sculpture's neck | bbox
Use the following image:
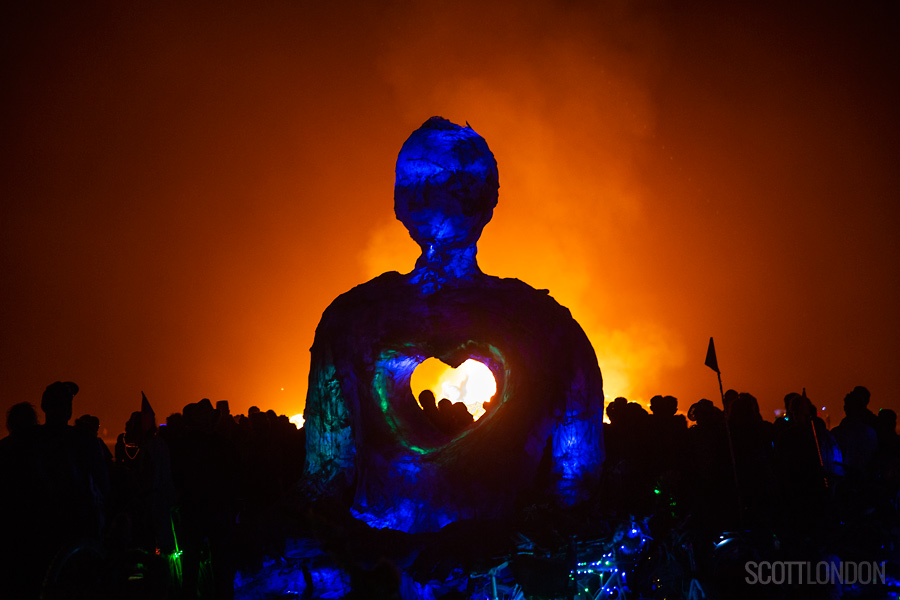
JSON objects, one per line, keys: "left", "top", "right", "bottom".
{"left": 408, "top": 243, "right": 481, "bottom": 292}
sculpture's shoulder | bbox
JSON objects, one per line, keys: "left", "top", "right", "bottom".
{"left": 322, "top": 271, "right": 407, "bottom": 313}
{"left": 312, "top": 270, "right": 583, "bottom": 342}
{"left": 479, "top": 274, "right": 550, "bottom": 295}
{"left": 312, "top": 271, "right": 408, "bottom": 339}
{"left": 477, "top": 275, "right": 574, "bottom": 315}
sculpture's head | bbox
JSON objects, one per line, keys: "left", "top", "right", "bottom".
{"left": 394, "top": 117, "right": 499, "bottom": 252}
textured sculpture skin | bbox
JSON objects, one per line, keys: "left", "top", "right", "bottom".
{"left": 303, "top": 117, "right": 604, "bottom": 532}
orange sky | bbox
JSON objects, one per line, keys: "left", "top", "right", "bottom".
{"left": 2, "top": 0, "right": 898, "bottom": 439}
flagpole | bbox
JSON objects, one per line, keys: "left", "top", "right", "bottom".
{"left": 716, "top": 371, "right": 725, "bottom": 409}
{"left": 705, "top": 337, "right": 743, "bottom": 527}
{"left": 721, "top": 393, "right": 744, "bottom": 528}
{"left": 803, "top": 388, "right": 829, "bottom": 489}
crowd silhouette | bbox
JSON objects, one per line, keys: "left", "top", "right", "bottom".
{"left": 418, "top": 390, "right": 481, "bottom": 437}
{"left": 0, "top": 383, "right": 305, "bottom": 599}
{"left": 600, "top": 387, "right": 900, "bottom": 598}
{"left": 2, "top": 381, "right": 898, "bottom": 599}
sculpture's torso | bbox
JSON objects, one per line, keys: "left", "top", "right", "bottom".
{"left": 305, "top": 271, "right": 604, "bottom": 531}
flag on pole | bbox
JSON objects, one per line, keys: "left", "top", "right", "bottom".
{"left": 141, "top": 391, "right": 156, "bottom": 434}
{"left": 704, "top": 337, "right": 720, "bottom": 374}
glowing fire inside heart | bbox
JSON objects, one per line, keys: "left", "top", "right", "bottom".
{"left": 411, "top": 358, "right": 497, "bottom": 421}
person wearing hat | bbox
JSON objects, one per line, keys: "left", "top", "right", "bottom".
{"left": 35, "top": 382, "right": 108, "bottom": 563}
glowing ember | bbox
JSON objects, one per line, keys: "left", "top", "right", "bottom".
{"left": 411, "top": 358, "right": 497, "bottom": 421}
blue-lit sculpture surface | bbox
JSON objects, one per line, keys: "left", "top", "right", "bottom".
{"left": 304, "top": 117, "right": 605, "bottom": 532}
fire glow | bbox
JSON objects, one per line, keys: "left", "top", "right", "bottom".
{"left": 1, "top": 1, "right": 896, "bottom": 444}
{"left": 411, "top": 358, "right": 497, "bottom": 421}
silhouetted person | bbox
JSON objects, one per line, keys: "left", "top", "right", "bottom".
{"left": 435, "top": 397, "right": 468, "bottom": 435}
{"left": 684, "top": 399, "right": 735, "bottom": 535}
{"left": 178, "top": 398, "right": 239, "bottom": 599}
{"left": 649, "top": 394, "right": 677, "bottom": 418}
{"left": 421, "top": 389, "right": 476, "bottom": 436}
{"left": 600, "top": 398, "right": 653, "bottom": 513}
{"left": 727, "top": 393, "right": 777, "bottom": 526}
{"left": 876, "top": 408, "right": 898, "bottom": 454}
{"left": 450, "top": 401, "right": 473, "bottom": 430}
{"left": 603, "top": 397, "right": 629, "bottom": 466}
{"left": 75, "top": 413, "right": 113, "bottom": 490}
{"left": 773, "top": 392, "right": 800, "bottom": 434}
{"left": 605, "top": 397, "right": 649, "bottom": 464}
{"left": 648, "top": 394, "right": 688, "bottom": 476}
{"left": 37, "top": 382, "right": 107, "bottom": 536}
{"left": 0, "top": 402, "right": 44, "bottom": 598}
{"left": 618, "top": 401, "right": 651, "bottom": 464}
{"left": 425, "top": 396, "right": 474, "bottom": 436}
{"left": 4, "top": 401, "right": 38, "bottom": 435}
{"left": 114, "top": 405, "right": 177, "bottom": 555}
{"left": 877, "top": 408, "right": 897, "bottom": 435}
{"left": 872, "top": 408, "right": 900, "bottom": 496}
{"left": 419, "top": 390, "right": 439, "bottom": 425}
{"left": 20, "top": 382, "right": 107, "bottom": 598}
{"left": 722, "top": 388, "right": 739, "bottom": 417}
{"left": 833, "top": 386, "right": 878, "bottom": 473}
{"left": 215, "top": 399, "right": 238, "bottom": 438}
{"left": 481, "top": 392, "right": 499, "bottom": 416}
{"left": 774, "top": 393, "right": 832, "bottom": 536}
{"left": 115, "top": 410, "right": 141, "bottom": 465}
{"left": 847, "top": 386, "right": 878, "bottom": 428}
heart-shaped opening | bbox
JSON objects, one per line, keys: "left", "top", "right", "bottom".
{"left": 372, "top": 345, "right": 506, "bottom": 454}
{"left": 410, "top": 358, "right": 497, "bottom": 424}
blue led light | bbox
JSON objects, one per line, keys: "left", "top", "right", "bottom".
{"left": 303, "top": 117, "right": 605, "bottom": 538}
{"left": 395, "top": 117, "right": 498, "bottom": 259}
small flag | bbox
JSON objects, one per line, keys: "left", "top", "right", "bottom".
{"left": 141, "top": 391, "right": 156, "bottom": 434}
{"left": 704, "top": 337, "right": 720, "bottom": 374}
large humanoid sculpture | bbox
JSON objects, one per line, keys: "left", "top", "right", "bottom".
{"left": 303, "top": 117, "right": 604, "bottom": 532}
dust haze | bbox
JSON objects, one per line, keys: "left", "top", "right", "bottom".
{"left": 2, "top": 0, "right": 897, "bottom": 434}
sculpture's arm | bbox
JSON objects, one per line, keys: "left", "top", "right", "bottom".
{"left": 303, "top": 346, "right": 356, "bottom": 498}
